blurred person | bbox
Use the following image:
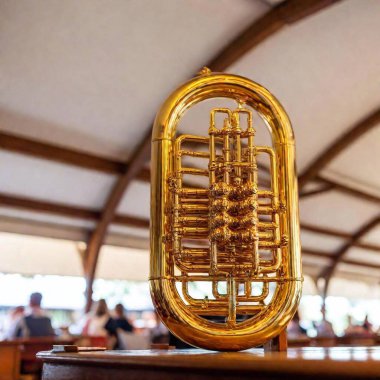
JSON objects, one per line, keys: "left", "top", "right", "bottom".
{"left": 114, "top": 303, "right": 134, "bottom": 333}
{"left": 83, "top": 299, "right": 117, "bottom": 348}
{"left": 4, "top": 306, "right": 25, "bottom": 339}
{"left": 316, "top": 306, "right": 335, "bottom": 338}
{"left": 287, "top": 310, "right": 308, "bottom": 339}
{"left": 13, "top": 293, "right": 54, "bottom": 338}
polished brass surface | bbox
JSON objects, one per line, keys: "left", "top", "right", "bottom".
{"left": 150, "top": 69, "right": 302, "bottom": 351}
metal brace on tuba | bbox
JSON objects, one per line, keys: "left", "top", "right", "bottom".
{"left": 150, "top": 68, "right": 302, "bottom": 351}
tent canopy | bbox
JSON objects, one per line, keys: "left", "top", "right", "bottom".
{"left": 0, "top": 0, "right": 379, "bottom": 294}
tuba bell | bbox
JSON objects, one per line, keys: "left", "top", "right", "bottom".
{"left": 150, "top": 68, "right": 302, "bottom": 351}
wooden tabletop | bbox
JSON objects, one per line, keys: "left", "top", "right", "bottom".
{"left": 0, "top": 341, "right": 22, "bottom": 346}
{"left": 37, "top": 347, "right": 380, "bottom": 379}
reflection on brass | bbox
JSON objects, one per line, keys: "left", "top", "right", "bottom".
{"left": 150, "top": 69, "right": 302, "bottom": 351}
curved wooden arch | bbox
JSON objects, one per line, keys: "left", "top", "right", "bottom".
{"left": 82, "top": 0, "right": 344, "bottom": 311}
{"left": 206, "top": 0, "right": 342, "bottom": 71}
{"left": 84, "top": 133, "right": 152, "bottom": 310}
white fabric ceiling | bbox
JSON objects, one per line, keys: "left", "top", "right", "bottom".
{"left": 0, "top": 232, "right": 84, "bottom": 277}
{"left": 0, "top": 232, "right": 149, "bottom": 281}
{"left": 4, "top": 230, "right": 380, "bottom": 300}
{"left": 0, "top": 231, "right": 320, "bottom": 297}
{"left": 230, "top": 0, "right": 380, "bottom": 178}
{"left": 0, "top": 0, "right": 379, "bottom": 294}
{"left": 325, "top": 128, "right": 380, "bottom": 196}
{"left": 0, "top": 0, "right": 267, "bottom": 160}
{"left": 300, "top": 230, "right": 344, "bottom": 253}
{"left": 299, "top": 190, "right": 379, "bottom": 234}
{"left": 0, "top": 151, "right": 116, "bottom": 209}
{"left": 363, "top": 225, "right": 380, "bottom": 246}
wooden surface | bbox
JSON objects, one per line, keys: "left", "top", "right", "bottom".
{"left": 38, "top": 347, "right": 380, "bottom": 380}
{"left": 0, "top": 341, "right": 21, "bottom": 380}
{"left": 15, "top": 337, "right": 75, "bottom": 376}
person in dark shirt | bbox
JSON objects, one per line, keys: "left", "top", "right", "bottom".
{"left": 83, "top": 299, "right": 118, "bottom": 349}
{"left": 83, "top": 299, "right": 118, "bottom": 337}
{"left": 114, "top": 303, "right": 134, "bottom": 332}
{"left": 14, "top": 292, "right": 55, "bottom": 338}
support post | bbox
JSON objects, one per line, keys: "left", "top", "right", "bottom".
{"left": 264, "top": 329, "right": 287, "bottom": 352}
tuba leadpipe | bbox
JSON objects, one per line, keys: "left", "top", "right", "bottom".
{"left": 150, "top": 68, "right": 302, "bottom": 351}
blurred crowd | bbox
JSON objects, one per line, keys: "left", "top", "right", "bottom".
{"left": 2, "top": 292, "right": 378, "bottom": 349}
{"left": 2, "top": 292, "right": 169, "bottom": 349}
{"left": 287, "top": 306, "right": 375, "bottom": 340}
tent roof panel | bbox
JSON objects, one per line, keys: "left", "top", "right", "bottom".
{"left": 0, "top": 0, "right": 267, "bottom": 160}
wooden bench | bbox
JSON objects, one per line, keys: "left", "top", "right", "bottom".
{"left": 0, "top": 341, "right": 21, "bottom": 380}
{"left": 21, "top": 338, "right": 75, "bottom": 375}
{"left": 1, "top": 337, "right": 76, "bottom": 379}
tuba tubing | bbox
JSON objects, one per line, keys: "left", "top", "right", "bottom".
{"left": 150, "top": 70, "right": 302, "bottom": 351}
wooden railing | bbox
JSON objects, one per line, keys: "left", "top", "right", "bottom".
{"left": 0, "top": 337, "right": 75, "bottom": 380}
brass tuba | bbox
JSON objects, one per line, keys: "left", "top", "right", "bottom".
{"left": 150, "top": 68, "right": 302, "bottom": 351}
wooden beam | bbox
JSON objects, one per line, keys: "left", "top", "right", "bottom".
{"left": 7, "top": 129, "right": 379, "bottom": 205}
{"left": 317, "top": 176, "right": 380, "bottom": 204}
{"left": 353, "top": 241, "right": 380, "bottom": 254}
{"left": 301, "top": 222, "right": 380, "bottom": 253}
{"left": 342, "top": 258, "right": 380, "bottom": 271}
{"left": 0, "top": 131, "right": 126, "bottom": 174}
{"left": 258, "top": 162, "right": 380, "bottom": 205}
{"left": 299, "top": 108, "right": 380, "bottom": 188}
{"left": 0, "top": 215, "right": 90, "bottom": 242}
{"left": 0, "top": 131, "right": 151, "bottom": 181}
{"left": 83, "top": 128, "right": 152, "bottom": 311}
{"left": 299, "top": 182, "right": 335, "bottom": 198}
{"left": 263, "top": 165, "right": 379, "bottom": 205}
{"left": 0, "top": 193, "right": 98, "bottom": 220}
{"left": 0, "top": 215, "right": 149, "bottom": 250}
{"left": 0, "top": 193, "right": 149, "bottom": 229}
{"left": 0, "top": 131, "right": 269, "bottom": 190}
{"left": 328, "top": 215, "right": 380, "bottom": 270}
{"left": 206, "top": 0, "right": 342, "bottom": 71}
{"left": 302, "top": 247, "right": 332, "bottom": 259}
{"left": 3, "top": 192, "right": 380, "bottom": 277}
{"left": 301, "top": 222, "right": 350, "bottom": 239}
{"left": 299, "top": 176, "right": 380, "bottom": 204}
{"left": 303, "top": 247, "right": 380, "bottom": 270}
{"left": 2, "top": 192, "right": 378, "bottom": 253}
{"left": 136, "top": 167, "right": 151, "bottom": 182}
{"left": 321, "top": 215, "right": 380, "bottom": 294}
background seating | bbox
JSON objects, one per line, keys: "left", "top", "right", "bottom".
{"left": 0, "top": 341, "right": 21, "bottom": 380}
